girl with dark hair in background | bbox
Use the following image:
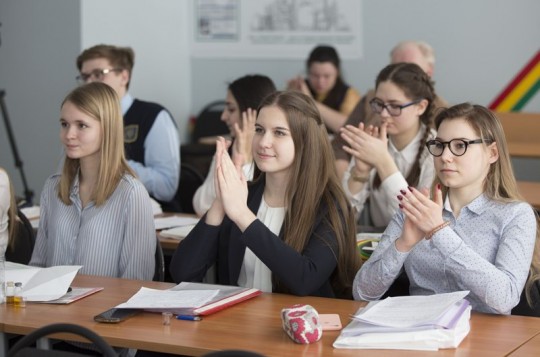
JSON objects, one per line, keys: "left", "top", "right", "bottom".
{"left": 287, "top": 45, "right": 361, "bottom": 134}
{"left": 192, "top": 74, "right": 276, "bottom": 216}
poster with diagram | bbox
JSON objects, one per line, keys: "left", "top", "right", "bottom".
{"left": 192, "top": 0, "right": 362, "bottom": 59}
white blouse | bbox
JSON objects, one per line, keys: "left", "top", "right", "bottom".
{"left": 237, "top": 198, "right": 285, "bottom": 292}
{"left": 0, "top": 170, "right": 10, "bottom": 257}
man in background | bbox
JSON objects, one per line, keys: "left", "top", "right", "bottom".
{"left": 76, "top": 44, "right": 180, "bottom": 210}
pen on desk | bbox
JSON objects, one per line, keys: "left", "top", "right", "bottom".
{"left": 176, "top": 315, "right": 202, "bottom": 321}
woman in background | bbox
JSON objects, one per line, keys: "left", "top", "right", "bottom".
{"left": 287, "top": 45, "right": 360, "bottom": 134}
{"left": 192, "top": 74, "right": 276, "bottom": 216}
{"left": 30, "top": 82, "right": 155, "bottom": 280}
{"left": 354, "top": 103, "right": 539, "bottom": 314}
{"left": 172, "top": 91, "right": 360, "bottom": 298}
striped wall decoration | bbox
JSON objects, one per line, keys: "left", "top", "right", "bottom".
{"left": 489, "top": 50, "right": 540, "bottom": 112}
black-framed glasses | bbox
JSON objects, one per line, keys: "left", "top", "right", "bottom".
{"left": 426, "top": 138, "right": 492, "bottom": 157}
{"left": 369, "top": 98, "right": 422, "bottom": 117}
{"left": 76, "top": 68, "right": 122, "bottom": 84}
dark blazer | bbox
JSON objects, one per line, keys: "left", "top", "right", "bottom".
{"left": 169, "top": 179, "right": 341, "bottom": 297}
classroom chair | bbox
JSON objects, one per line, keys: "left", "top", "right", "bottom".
{"left": 7, "top": 323, "right": 116, "bottom": 357}
{"left": 191, "top": 100, "right": 229, "bottom": 144}
{"left": 154, "top": 235, "right": 165, "bottom": 282}
{"left": 512, "top": 281, "right": 540, "bottom": 317}
{"left": 175, "top": 163, "right": 205, "bottom": 214}
{"left": 5, "top": 208, "right": 36, "bottom": 264}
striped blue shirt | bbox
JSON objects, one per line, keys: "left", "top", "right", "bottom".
{"left": 354, "top": 194, "right": 537, "bottom": 314}
{"left": 30, "top": 173, "right": 156, "bottom": 280}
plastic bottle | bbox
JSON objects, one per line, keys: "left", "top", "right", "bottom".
{"left": 14, "top": 282, "right": 25, "bottom": 307}
{"left": 5, "top": 281, "right": 15, "bottom": 305}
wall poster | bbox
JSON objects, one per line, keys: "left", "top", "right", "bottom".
{"left": 191, "top": 0, "right": 363, "bottom": 59}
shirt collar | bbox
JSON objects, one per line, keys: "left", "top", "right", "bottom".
{"left": 388, "top": 124, "right": 426, "bottom": 162}
{"left": 120, "top": 92, "right": 134, "bottom": 115}
{"left": 443, "top": 193, "right": 489, "bottom": 216}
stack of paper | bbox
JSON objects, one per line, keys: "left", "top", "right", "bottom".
{"left": 154, "top": 216, "right": 199, "bottom": 230}
{"left": 5, "top": 262, "right": 82, "bottom": 301}
{"left": 116, "top": 282, "right": 261, "bottom": 316}
{"left": 334, "top": 291, "right": 471, "bottom": 351}
{"left": 160, "top": 224, "right": 197, "bottom": 240}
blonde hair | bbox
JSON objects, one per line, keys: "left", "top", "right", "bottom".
{"left": 59, "top": 82, "right": 135, "bottom": 206}
{"left": 433, "top": 103, "right": 540, "bottom": 306}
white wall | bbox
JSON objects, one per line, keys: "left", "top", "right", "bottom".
{"left": 0, "top": 0, "right": 80, "bottom": 204}
{"left": 80, "top": 0, "right": 191, "bottom": 141}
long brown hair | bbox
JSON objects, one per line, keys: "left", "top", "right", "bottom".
{"left": 254, "top": 91, "right": 360, "bottom": 297}
{"left": 59, "top": 82, "right": 135, "bottom": 206}
{"left": 433, "top": 103, "right": 540, "bottom": 306}
{"left": 372, "top": 62, "right": 436, "bottom": 189}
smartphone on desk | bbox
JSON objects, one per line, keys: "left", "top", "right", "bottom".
{"left": 319, "top": 314, "right": 342, "bottom": 331}
{"left": 94, "top": 308, "right": 140, "bottom": 323}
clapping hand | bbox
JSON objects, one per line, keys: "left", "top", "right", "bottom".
{"left": 232, "top": 108, "right": 256, "bottom": 167}
{"left": 340, "top": 121, "right": 389, "bottom": 169}
{"left": 395, "top": 185, "right": 445, "bottom": 251}
{"left": 215, "top": 137, "right": 249, "bottom": 222}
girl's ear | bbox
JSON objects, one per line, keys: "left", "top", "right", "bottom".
{"left": 488, "top": 141, "right": 499, "bottom": 164}
{"left": 416, "top": 99, "right": 429, "bottom": 117}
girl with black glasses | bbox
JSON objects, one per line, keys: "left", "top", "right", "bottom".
{"left": 340, "top": 62, "right": 437, "bottom": 227}
{"left": 354, "top": 103, "right": 539, "bottom": 314}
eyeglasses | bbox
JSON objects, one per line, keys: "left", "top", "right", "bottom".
{"left": 425, "top": 138, "right": 492, "bottom": 157}
{"left": 369, "top": 98, "right": 422, "bottom": 117}
{"left": 76, "top": 68, "right": 122, "bottom": 84}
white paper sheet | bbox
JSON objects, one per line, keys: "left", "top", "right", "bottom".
{"left": 355, "top": 291, "right": 469, "bottom": 328}
{"left": 154, "top": 216, "right": 199, "bottom": 230}
{"left": 115, "top": 287, "right": 219, "bottom": 309}
{"left": 5, "top": 263, "right": 82, "bottom": 301}
{"left": 160, "top": 224, "right": 196, "bottom": 240}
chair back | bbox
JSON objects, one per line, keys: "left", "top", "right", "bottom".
{"left": 192, "top": 100, "right": 229, "bottom": 143}
{"left": 176, "top": 163, "right": 205, "bottom": 214}
{"left": 154, "top": 234, "right": 165, "bottom": 282}
{"left": 5, "top": 208, "right": 36, "bottom": 264}
{"left": 8, "top": 323, "right": 117, "bottom": 357}
{"left": 512, "top": 281, "right": 540, "bottom": 317}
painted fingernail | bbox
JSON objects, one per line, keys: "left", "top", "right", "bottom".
{"left": 408, "top": 186, "right": 413, "bottom": 192}
{"left": 397, "top": 195, "right": 403, "bottom": 201}
{"left": 399, "top": 204, "right": 404, "bottom": 209}
{"left": 437, "top": 183, "right": 441, "bottom": 190}
{"left": 400, "top": 189, "right": 407, "bottom": 195}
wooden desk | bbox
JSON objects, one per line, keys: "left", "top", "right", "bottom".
{"left": 509, "top": 332, "right": 540, "bottom": 356}
{"left": 2, "top": 275, "right": 540, "bottom": 356}
{"left": 156, "top": 212, "right": 199, "bottom": 254}
{"left": 496, "top": 111, "right": 540, "bottom": 158}
{"left": 517, "top": 181, "right": 540, "bottom": 210}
